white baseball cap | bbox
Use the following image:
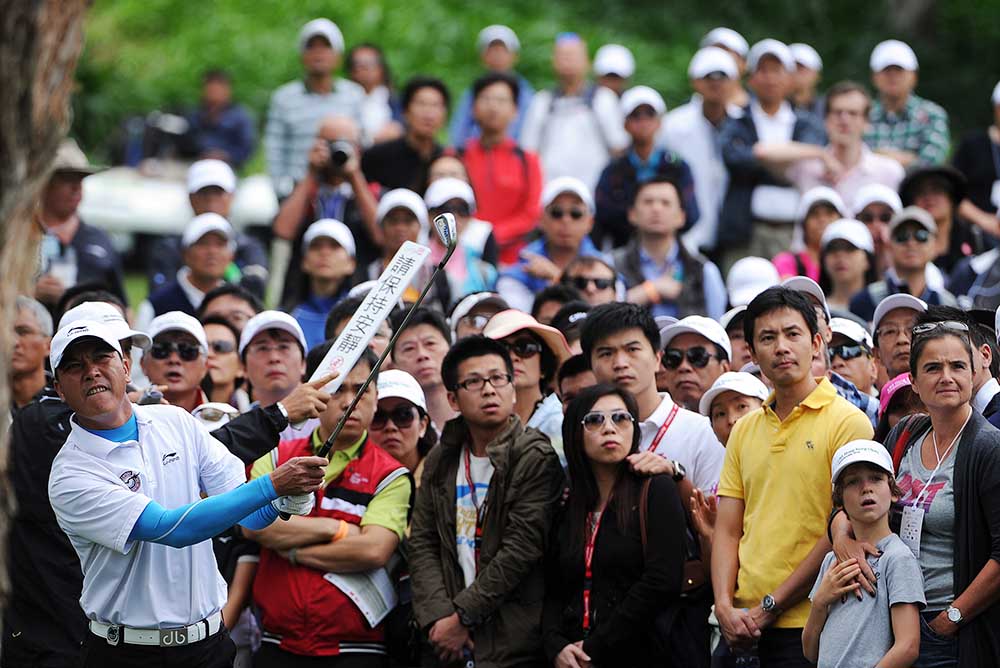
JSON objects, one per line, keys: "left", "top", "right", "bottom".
{"left": 298, "top": 18, "right": 344, "bottom": 53}
{"left": 59, "top": 301, "right": 152, "bottom": 350}
{"left": 376, "top": 369, "right": 427, "bottom": 411}
{"left": 187, "top": 159, "right": 236, "bottom": 194}
{"left": 181, "top": 212, "right": 234, "bottom": 248}
{"left": 698, "top": 371, "right": 770, "bottom": 417}
{"left": 541, "top": 176, "right": 594, "bottom": 213}
{"left": 50, "top": 320, "right": 124, "bottom": 371}
{"left": 720, "top": 306, "right": 747, "bottom": 333}
{"left": 830, "top": 317, "right": 874, "bottom": 349}
{"left": 789, "top": 43, "right": 823, "bottom": 71}
{"left": 148, "top": 311, "right": 208, "bottom": 353}
{"left": 302, "top": 218, "right": 356, "bottom": 257}
{"left": 688, "top": 46, "right": 739, "bottom": 80}
{"left": 376, "top": 188, "right": 430, "bottom": 233}
{"left": 872, "top": 294, "right": 928, "bottom": 339}
{"left": 594, "top": 44, "right": 635, "bottom": 78}
{"left": 831, "top": 439, "right": 895, "bottom": 484}
{"left": 821, "top": 219, "right": 875, "bottom": 254}
{"left": 748, "top": 39, "right": 795, "bottom": 73}
{"left": 659, "top": 315, "right": 732, "bottom": 360}
{"left": 870, "top": 39, "right": 918, "bottom": 72}
{"left": 889, "top": 206, "right": 937, "bottom": 235}
{"left": 655, "top": 316, "right": 679, "bottom": 348}
{"left": 620, "top": 85, "right": 666, "bottom": 117}
{"left": 477, "top": 24, "right": 520, "bottom": 53}
{"left": 993, "top": 81, "right": 1000, "bottom": 106}
{"left": 781, "top": 276, "right": 831, "bottom": 322}
{"left": 727, "top": 256, "right": 780, "bottom": 307}
{"left": 853, "top": 183, "right": 903, "bottom": 216}
{"left": 796, "top": 186, "right": 848, "bottom": 223}
{"left": 700, "top": 27, "right": 749, "bottom": 58}
{"left": 450, "top": 292, "right": 509, "bottom": 336}
{"left": 425, "top": 177, "right": 476, "bottom": 211}
{"left": 239, "top": 310, "right": 308, "bottom": 356}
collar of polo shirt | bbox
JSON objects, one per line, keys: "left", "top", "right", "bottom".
{"left": 69, "top": 406, "right": 154, "bottom": 459}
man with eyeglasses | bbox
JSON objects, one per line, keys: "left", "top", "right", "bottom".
{"left": 870, "top": 293, "right": 928, "bottom": 387}
{"left": 659, "top": 316, "right": 732, "bottom": 413}
{"left": 449, "top": 292, "right": 509, "bottom": 340}
{"left": 561, "top": 255, "right": 619, "bottom": 306}
{"left": 409, "top": 336, "right": 564, "bottom": 667}
{"left": 828, "top": 317, "right": 877, "bottom": 396}
{"left": 850, "top": 206, "right": 957, "bottom": 323}
{"left": 390, "top": 307, "right": 456, "bottom": 431}
{"left": 140, "top": 312, "right": 212, "bottom": 414}
{"left": 497, "top": 177, "right": 608, "bottom": 312}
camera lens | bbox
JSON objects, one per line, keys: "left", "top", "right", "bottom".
{"left": 327, "top": 140, "right": 353, "bottom": 167}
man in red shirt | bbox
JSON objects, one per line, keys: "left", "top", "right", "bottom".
{"left": 462, "top": 72, "right": 543, "bottom": 265}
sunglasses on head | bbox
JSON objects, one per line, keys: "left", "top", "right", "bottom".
{"left": 548, "top": 207, "right": 586, "bottom": 220}
{"left": 859, "top": 211, "right": 893, "bottom": 224}
{"left": 209, "top": 340, "right": 235, "bottom": 354}
{"left": 581, "top": 410, "right": 635, "bottom": 431}
{"left": 150, "top": 341, "right": 202, "bottom": 361}
{"left": 662, "top": 346, "right": 719, "bottom": 370}
{"left": 503, "top": 338, "right": 543, "bottom": 358}
{"left": 891, "top": 227, "right": 931, "bottom": 244}
{"left": 828, "top": 344, "right": 870, "bottom": 362}
{"left": 371, "top": 404, "right": 418, "bottom": 430}
{"left": 565, "top": 276, "right": 615, "bottom": 291}
{"left": 912, "top": 320, "right": 970, "bottom": 337}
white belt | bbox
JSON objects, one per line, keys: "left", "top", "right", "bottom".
{"left": 89, "top": 611, "right": 222, "bottom": 647}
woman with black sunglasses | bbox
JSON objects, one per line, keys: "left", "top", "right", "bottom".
{"left": 370, "top": 369, "right": 438, "bottom": 485}
{"left": 201, "top": 315, "right": 250, "bottom": 412}
{"left": 542, "top": 384, "right": 687, "bottom": 668}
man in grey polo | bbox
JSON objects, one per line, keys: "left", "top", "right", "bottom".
{"left": 47, "top": 320, "right": 328, "bottom": 667}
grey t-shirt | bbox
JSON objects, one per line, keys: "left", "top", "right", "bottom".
{"left": 897, "top": 432, "right": 956, "bottom": 610}
{"left": 810, "top": 534, "right": 925, "bottom": 668}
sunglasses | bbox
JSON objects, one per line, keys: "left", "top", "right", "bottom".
{"left": 458, "top": 313, "right": 492, "bottom": 330}
{"left": 371, "top": 405, "right": 418, "bottom": 430}
{"left": 503, "top": 338, "right": 543, "bottom": 358}
{"left": 209, "top": 340, "right": 236, "bottom": 354}
{"left": 150, "top": 341, "right": 202, "bottom": 361}
{"left": 581, "top": 410, "right": 635, "bottom": 431}
{"left": 912, "top": 320, "right": 970, "bottom": 337}
{"left": 662, "top": 346, "right": 719, "bottom": 370}
{"left": 548, "top": 207, "right": 586, "bottom": 220}
{"left": 858, "top": 211, "right": 893, "bottom": 224}
{"left": 192, "top": 404, "right": 240, "bottom": 423}
{"left": 891, "top": 228, "right": 931, "bottom": 244}
{"left": 565, "top": 276, "right": 615, "bottom": 291}
{"left": 828, "top": 344, "right": 870, "bottom": 361}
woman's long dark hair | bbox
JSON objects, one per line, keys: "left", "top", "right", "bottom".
{"left": 562, "top": 383, "right": 642, "bottom": 559}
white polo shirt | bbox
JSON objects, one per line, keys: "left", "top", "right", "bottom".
{"left": 48, "top": 403, "right": 246, "bottom": 629}
{"left": 639, "top": 393, "right": 725, "bottom": 493}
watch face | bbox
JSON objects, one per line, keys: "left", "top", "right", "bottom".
{"left": 762, "top": 594, "right": 775, "bottom": 610}
{"left": 947, "top": 607, "right": 961, "bottom": 623}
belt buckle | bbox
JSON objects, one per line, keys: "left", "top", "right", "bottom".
{"left": 106, "top": 624, "right": 120, "bottom": 646}
{"left": 159, "top": 627, "right": 190, "bottom": 647}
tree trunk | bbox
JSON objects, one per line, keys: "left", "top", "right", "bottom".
{"left": 0, "top": 0, "right": 88, "bottom": 611}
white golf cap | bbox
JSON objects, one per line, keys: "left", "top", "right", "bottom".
{"left": 302, "top": 218, "right": 356, "bottom": 257}
{"left": 655, "top": 316, "right": 680, "bottom": 348}
{"left": 831, "top": 439, "right": 895, "bottom": 484}
{"left": 59, "top": 301, "right": 152, "bottom": 350}
{"left": 700, "top": 27, "right": 749, "bottom": 57}
{"left": 376, "top": 369, "right": 427, "bottom": 411}
{"left": 298, "top": 18, "right": 344, "bottom": 53}
{"left": 186, "top": 159, "right": 236, "bottom": 194}
{"left": 720, "top": 305, "right": 747, "bottom": 332}
{"left": 748, "top": 39, "right": 795, "bottom": 73}
{"left": 450, "top": 292, "right": 509, "bottom": 330}
{"left": 889, "top": 206, "right": 937, "bottom": 235}
{"left": 148, "top": 311, "right": 208, "bottom": 353}
{"left": 594, "top": 44, "right": 635, "bottom": 78}
{"left": 239, "top": 310, "right": 308, "bottom": 356}
{"left": 821, "top": 219, "right": 875, "bottom": 254}
{"left": 727, "top": 256, "right": 780, "bottom": 307}
{"left": 993, "top": 81, "right": 1000, "bottom": 106}
{"left": 870, "top": 39, "right": 918, "bottom": 72}
{"left": 852, "top": 183, "right": 903, "bottom": 215}
{"left": 620, "top": 85, "right": 666, "bottom": 117}
{"left": 796, "top": 186, "right": 848, "bottom": 223}
{"left": 698, "top": 371, "right": 770, "bottom": 417}
{"left": 181, "top": 212, "right": 234, "bottom": 248}
{"left": 659, "top": 315, "right": 732, "bottom": 360}
{"left": 376, "top": 188, "right": 430, "bottom": 232}
{"left": 688, "top": 46, "right": 739, "bottom": 80}
{"left": 781, "top": 276, "right": 831, "bottom": 322}
{"left": 425, "top": 177, "right": 476, "bottom": 210}
{"left": 50, "top": 320, "right": 124, "bottom": 371}
{"left": 541, "top": 176, "right": 594, "bottom": 213}
{"left": 872, "top": 294, "right": 928, "bottom": 338}
{"left": 477, "top": 24, "right": 520, "bottom": 53}
{"left": 830, "top": 317, "right": 874, "bottom": 348}
{"left": 789, "top": 43, "right": 823, "bottom": 71}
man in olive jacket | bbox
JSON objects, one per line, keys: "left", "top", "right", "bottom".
{"left": 409, "top": 336, "right": 565, "bottom": 668}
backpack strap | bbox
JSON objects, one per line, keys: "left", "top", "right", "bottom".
{"left": 891, "top": 414, "right": 931, "bottom": 472}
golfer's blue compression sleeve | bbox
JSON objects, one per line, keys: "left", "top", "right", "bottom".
{"left": 128, "top": 475, "right": 280, "bottom": 547}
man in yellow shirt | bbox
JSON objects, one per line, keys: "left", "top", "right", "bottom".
{"left": 712, "top": 287, "right": 873, "bottom": 667}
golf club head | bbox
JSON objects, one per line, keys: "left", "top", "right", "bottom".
{"left": 433, "top": 213, "right": 459, "bottom": 263}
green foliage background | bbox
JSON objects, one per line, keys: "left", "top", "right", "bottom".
{"left": 75, "top": 0, "right": 1000, "bottom": 171}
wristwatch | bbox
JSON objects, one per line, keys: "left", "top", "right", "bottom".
{"left": 946, "top": 605, "right": 963, "bottom": 625}
{"left": 761, "top": 594, "right": 782, "bottom": 615}
{"left": 671, "top": 460, "right": 687, "bottom": 482}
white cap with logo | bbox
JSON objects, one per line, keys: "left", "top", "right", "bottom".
{"left": 872, "top": 294, "right": 928, "bottom": 338}
{"left": 181, "top": 212, "right": 234, "bottom": 248}
{"left": 298, "top": 18, "right": 344, "bottom": 53}
{"left": 59, "top": 301, "right": 152, "bottom": 350}
{"left": 148, "top": 311, "right": 209, "bottom": 354}
{"left": 821, "top": 219, "right": 876, "bottom": 254}
{"left": 239, "top": 310, "right": 308, "bottom": 356}
{"left": 688, "top": 46, "right": 739, "bottom": 80}
{"left": 659, "top": 315, "right": 733, "bottom": 361}
{"left": 50, "top": 320, "right": 124, "bottom": 371}
{"left": 620, "top": 86, "right": 666, "bottom": 117}
{"left": 376, "top": 369, "right": 427, "bottom": 411}
{"left": 376, "top": 188, "right": 430, "bottom": 235}
{"left": 594, "top": 44, "right": 635, "bottom": 78}
{"left": 187, "top": 159, "right": 236, "bottom": 194}
{"left": 748, "top": 39, "right": 795, "bottom": 73}
{"left": 541, "top": 176, "right": 595, "bottom": 213}
{"left": 870, "top": 39, "right": 918, "bottom": 72}
{"left": 302, "top": 219, "right": 357, "bottom": 257}
{"left": 830, "top": 317, "right": 874, "bottom": 349}
{"left": 831, "top": 439, "right": 895, "bottom": 485}
{"left": 698, "top": 371, "right": 770, "bottom": 417}
{"left": 425, "top": 177, "right": 476, "bottom": 211}
{"left": 700, "top": 27, "right": 749, "bottom": 57}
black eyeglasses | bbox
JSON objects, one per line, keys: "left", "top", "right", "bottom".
{"left": 858, "top": 211, "right": 893, "bottom": 224}
{"left": 891, "top": 228, "right": 931, "bottom": 244}
{"left": 456, "top": 373, "right": 513, "bottom": 392}
{"left": 912, "top": 321, "right": 970, "bottom": 337}
{"left": 209, "top": 340, "right": 235, "bottom": 354}
{"left": 662, "top": 346, "right": 719, "bottom": 370}
{"left": 565, "top": 276, "right": 615, "bottom": 291}
{"left": 371, "top": 405, "right": 418, "bottom": 429}
{"left": 150, "top": 341, "right": 202, "bottom": 361}
{"left": 828, "top": 344, "right": 870, "bottom": 361}
{"left": 581, "top": 410, "right": 635, "bottom": 431}
{"left": 548, "top": 207, "right": 585, "bottom": 220}
{"left": 502, "top": 338, "right": 543, "bottom": 358}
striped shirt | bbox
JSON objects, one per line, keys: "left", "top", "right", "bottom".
{"left": 264, "top": 78, "right": 364, "bottom": 197}
{"left": 863, "top": 93, "right": 950, "bottom": 166}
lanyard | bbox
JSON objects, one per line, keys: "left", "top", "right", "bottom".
{"left": 647, "top": 404, "right": 680, "bottom": 454}
{"left": 582, "top": 509, "right": 606, "bottom": 633}
{"left": 913, "top": 411, "right": 971, "bottom": 507}
{"left": 464, "top": 447, "right": 487, "bottom": 571}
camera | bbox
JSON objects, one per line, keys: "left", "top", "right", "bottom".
{"left": 326, "top": 140, "right": 354, "bottom": 169}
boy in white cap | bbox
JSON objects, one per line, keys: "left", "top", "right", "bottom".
{"left": 864, "top": 39, "right": 949, "bottom": 167}
{"left": 593, "top": 44, "right": 635, "bottom": 96}
{"left": 699, "top": 27, "right": 750, "bottom": 106}
{"left": 699, "top": 371, "right": 769, "bottom": 447}
{"left": 802, "top": 440, "right": 923, "bottom": 668}
{"left": 788, "top": 43, "right": 823, "bottom": 118}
